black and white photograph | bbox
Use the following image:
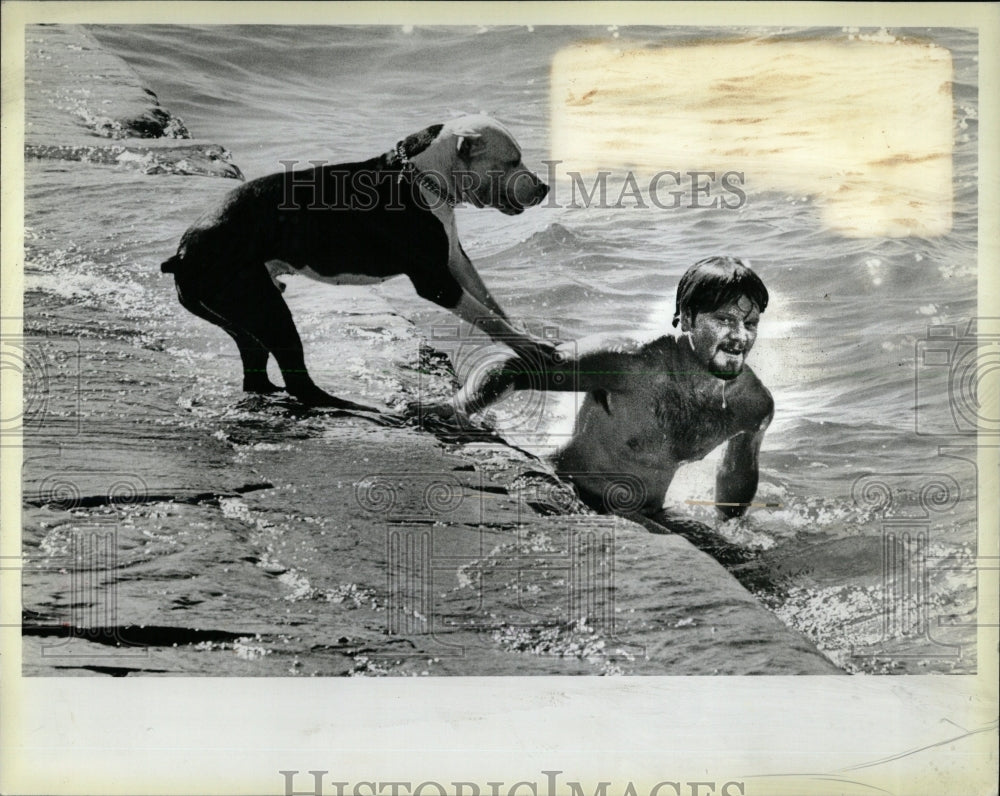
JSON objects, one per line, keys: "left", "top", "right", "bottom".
{"left": 2, "top": 2, "right": 997, "bottom": 795}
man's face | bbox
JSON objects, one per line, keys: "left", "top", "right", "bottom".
{"left": 683, "top": 296, "right": 761, "bottom": 379}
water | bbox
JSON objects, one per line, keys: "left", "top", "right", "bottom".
{"left": 22, "top": 24, "right": 981, "bottom": 674}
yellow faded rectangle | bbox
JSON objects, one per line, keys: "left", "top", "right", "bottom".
{"left": 551, "top": 36, "right": 954, "bottom": 238}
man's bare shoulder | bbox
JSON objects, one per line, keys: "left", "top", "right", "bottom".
{"left": 553, "top": 333, "right": 677, "bottom": 392}
{"left": 559, "top": 332, "right": 670, "bottom": 373}
{"left": 561, "top": 331, "right": 657, "bottom": 358}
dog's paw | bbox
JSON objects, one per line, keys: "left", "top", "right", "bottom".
{"left": 527, "top": 335, "right": 570, "bottom": 361}
{"left": 289, "top": 384, "right": 380, "bottom": 413}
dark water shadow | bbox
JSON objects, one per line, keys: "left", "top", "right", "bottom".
{"left": 635, "top": 510, "right": 791, "bottom": 597}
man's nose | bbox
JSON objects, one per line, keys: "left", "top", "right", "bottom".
{"left": 729, "top": 323, "right": 750, "bottom": 342}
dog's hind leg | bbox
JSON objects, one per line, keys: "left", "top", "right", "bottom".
{"left": 229, "top": 331, "right": 281, "bottom": 394}
{"left": 188, "top": 265, "right": 375, "bottom": 410}
{"left": 175, "top": 273, "right": 279, "bottom": 393}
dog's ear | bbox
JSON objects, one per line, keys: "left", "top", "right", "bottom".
{"left": 456, "top": 134, "right": 485, "bottom": 161}
{"left": 399, "top": 125, "right": 444, "bottom": 159}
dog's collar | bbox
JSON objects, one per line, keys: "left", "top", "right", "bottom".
{"left": 391, "top": 143, "right": 459, "bottom": 208}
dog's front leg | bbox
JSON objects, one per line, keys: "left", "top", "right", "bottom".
{"left": 450, "top": 290, "right": 556, "bottom": 359}
{"left": 447, "top": 245, "right": 510, "bottom": 322}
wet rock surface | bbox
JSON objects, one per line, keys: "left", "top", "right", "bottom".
{"left": 20, "top": 236, "right": 840, "bottom": 675}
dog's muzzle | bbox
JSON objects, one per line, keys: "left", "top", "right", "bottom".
{"left": 499, "top": 174, "right": 549, "bottom": 215}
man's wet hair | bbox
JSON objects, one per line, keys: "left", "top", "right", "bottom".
{"left": 672, "top": 256, "right": 769, "bottom": 327}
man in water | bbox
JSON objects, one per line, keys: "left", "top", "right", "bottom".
{"left": 413, "top": 256, "right": 773, "bottom": 535}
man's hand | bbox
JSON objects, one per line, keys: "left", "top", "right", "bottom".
{"left": 403, "top": 398, "right": 473, "bottom": 429}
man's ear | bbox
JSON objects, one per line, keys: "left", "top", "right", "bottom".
{"left": 456, "top": 134, "right": 485, "bottom": 161}
{"left": 679, "top": 309, "right": 694, "bottom": 332}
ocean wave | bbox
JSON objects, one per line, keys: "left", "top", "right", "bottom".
{"left": 506, "top": 222, "right": 594, "bottom": 255}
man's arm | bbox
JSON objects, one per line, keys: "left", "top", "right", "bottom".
{"left": 715, "top": 402, "right": 773, "bottom": 519}
{"left": 419, "top": 344, "right": 638, "bottom": 423}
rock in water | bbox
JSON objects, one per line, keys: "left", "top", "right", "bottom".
{"left": 24, "top": 25, "right": 244, "bottom": 179}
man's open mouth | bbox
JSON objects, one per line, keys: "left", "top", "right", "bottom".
{"left": 718, "top": 343, "right": 745, "bottom": 356}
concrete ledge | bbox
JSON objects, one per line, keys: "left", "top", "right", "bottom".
{"left": 25, "top": 139, "right": 244, "bottom": 179}
{"left": 19, "top": 266, "right": 840, "bottom": 674}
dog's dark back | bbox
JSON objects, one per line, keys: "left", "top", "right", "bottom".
{"left": 163, "top": 156, "right": 461, "bottom": 307}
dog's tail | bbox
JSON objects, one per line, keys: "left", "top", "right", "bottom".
{"left": 160, "top": 254, "right": 182, "bottom": 274}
